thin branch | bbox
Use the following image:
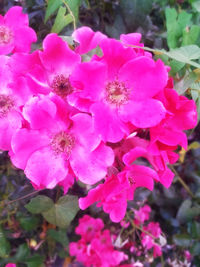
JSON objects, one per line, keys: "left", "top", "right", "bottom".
{"left": 63, "top": 0, "right": 76, "bottom": 30}
{"left": 171, "top": 165, "right": 195, "bottom": 199}
{"left": 1, "top": 189, "right": 43, "bottom": 207}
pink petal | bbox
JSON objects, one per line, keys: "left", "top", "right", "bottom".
{"left": 71, "top": 113, "right": 101, "bottom": 151}
{"left": 91, "top": 102, "right": 129, "bottom": 142}
{"left": 23, "top": 96, "right": 57, "bottom": 130}
{"left": 25, "top": 146, "right": 68, "bottom": 189}
{"left": 10, "top": 128, "right": 49, "bottom": 169}
{"left": 70, "top": 142, "right": 114, "bottom": 184}
{"left": 151, "top": 126, "right": 188, "bottom": 149}
{"left": 70, "top": 61, "right": 107, "bottom": 101}
{"left": 119, "top": 99, "right": 166, "bottom": 128}
{"left": 72, "top": 26, "right": 107, "bottom": 54}
{"left": 0, "top": 111, "right": 22, "bottom": 151}
{"left": 100, "top": 38, "right": 136, "bottom": 79}
{"left": 4, "top": 6, "right": 28, "bottom": 27}
{"left": 12, "top": 27, "right": 37, "bottom": 53}
{"left": 119, "top": 57, "right": 168, "bottom": 100}
{"left": 39, "top": 33, "right": 81, "bottom": 74}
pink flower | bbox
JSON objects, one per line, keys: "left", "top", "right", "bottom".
{"left": 151, "top": 87, "right": 197, "bottom": 150}
{"left": 70, "top": 38, "right": 167, "bottom": 142}
{"left": 69, "top": 215, "right": 128, "bottom": 267}
{"left": 0, "top": 6, "right": 36, "bottom": 55}
{"left": 72, "top": 26, "right": 107, "bottom": 54}
{"left": 133, "top": 205, "right": 151, "bottom": 225}
{"left": 5, "top": 264, "right": 16, "bottom": 267}
{"left": 79, "top": 164, "right": 155, "bottom": 222}
{"left": 12, "top": 34, "right": 81, "bottom": 98}
{"left": 75, "top": 215, "right": 104, "bottom": 242}
{"left": 141, "top": 222, "right": 163, "bottom": 258}
{"left": 10, "top": 95, "right": 114, "bottom": 188}
{"left": 0, "top": 55, "right": 34, "bottom": 151}
{"left": 122, "top": 136, "right": 176, "bottom": 188}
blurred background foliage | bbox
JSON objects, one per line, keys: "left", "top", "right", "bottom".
{"left": 0, "top": 0, "right": 200, "bottom": 266}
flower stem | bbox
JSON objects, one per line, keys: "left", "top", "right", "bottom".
{"left": 171, "top": 166, "right": 195, "bottom": 199}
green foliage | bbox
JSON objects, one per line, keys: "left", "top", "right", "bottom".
{"left": 165, "top": 7, "right": 200, "bottom": 49}
{"left": 0, "top": 226, "right": 10, "bottom": 258}
{"left": 42, "top": 195, "right": 79, "bottom": 228}
{"left": 25, "top": 195, "right": 54, "bottom": 214}
{"left": 47, "top": 229, "right": 69, "bottom": 247}
{"left": 45, "top": 0, "right": 81, "bottom": 33}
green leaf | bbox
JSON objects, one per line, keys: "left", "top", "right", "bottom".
{"left": 15, "top": 244, "right": 30, "bottom": 261}
{"left": 19, "top": 216, "right": 40, "bottom": 231}
{"left": 182, "top": 25, "right": 200, "bottom": 46}
{"left": 64, "top": 0, "right": 81, "bottom": 21}
{"left": 187, "top": 222, "right": 200, "bottom": 239}
{"left": 25, "top": 195, "right": 54, "bottom": 214}
{"left": 173, "top": 234, "right": 192, "bottom": 247}
{"left": 45, "top": 0, "right": 62, "bottom": 23}
{"left": 42, "top": 195, "right": 79, "bottom": 228}
{"left": 0, "top": 226, "right": 10, "bottom": 258}
{"left": 51, "top": 6, "right": 73, "bottom": 34}
{"left": 168, "top": 45, "right": 200, "bottom": 61}
{"left": 176, "top": 199, "right": 200, "bottom": 223}
{"left": 169, "top": 59, "right": 185, "bottom": 75}
{"left": 174, "top": 71, "right": 197, "bottom": 95}
{"left": 165, "top": 8, "right": 192, "bottom": 49}
{"left": 192, "top": 1, "right": 200, "bottom": 12}
{"left": 24, "top": 255, "right": 44, "bottom": 267}
{"left": 164, "top": 45, "right": 200, "bottom": 68}
{"left": 47, "top": 229, "right": 69, "bottom": 247}
{"left": 191, "top": 242, "right": 200, "bottom": 256}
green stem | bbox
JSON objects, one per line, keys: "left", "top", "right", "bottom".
{"left": 1, "top": 189, "right": 43, "bottom": 207}
{"left": 63, "top": 0, "right": 76, "bottom": 30}
{"left": 171, "top": 166, "right": 195, "bottom": 199}
{"left": 126, "top": 214, "right": 157, "bottom": 240}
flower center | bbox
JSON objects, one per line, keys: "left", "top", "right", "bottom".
{"left": 0, "top": 95, "right": 14, "bottom": 117}
{"left": 51, "top": 131, "right": 75, "bottom": 156}
{"left": 0, "top": 26, "right": 13, "bottom": 45}
{"left": 128, "top": 176, "right": 136, "bottom": 186}
{"left": 105, "top": 80, "right": 130, "bottom": 106}
{"left": 51, "top": 74, "right": 73, "bottom": 97}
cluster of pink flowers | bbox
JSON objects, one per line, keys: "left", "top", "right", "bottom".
{"left": 134, "top": 205, "right": 164, "bottom": 258}
{"left": 69, "top": 215, "right": 128, "bottom": 266}
{"left": 122, "top": 205, "right": 164, "bottom": 260}
{"left": 0, "top": 7, "right": 197, "bottom": 222}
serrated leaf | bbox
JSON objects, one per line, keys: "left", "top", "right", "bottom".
{"left": 25, "top": 195, "right": 54, "bottom": 214}
{"left": 51, "top": 6, "right": 73, "bottom": 34}
{"left": 45, "top": 0, "right": 62, "bottom": 23}
{"left": 42, "top": 195, "right": 79, "bottom": 228}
